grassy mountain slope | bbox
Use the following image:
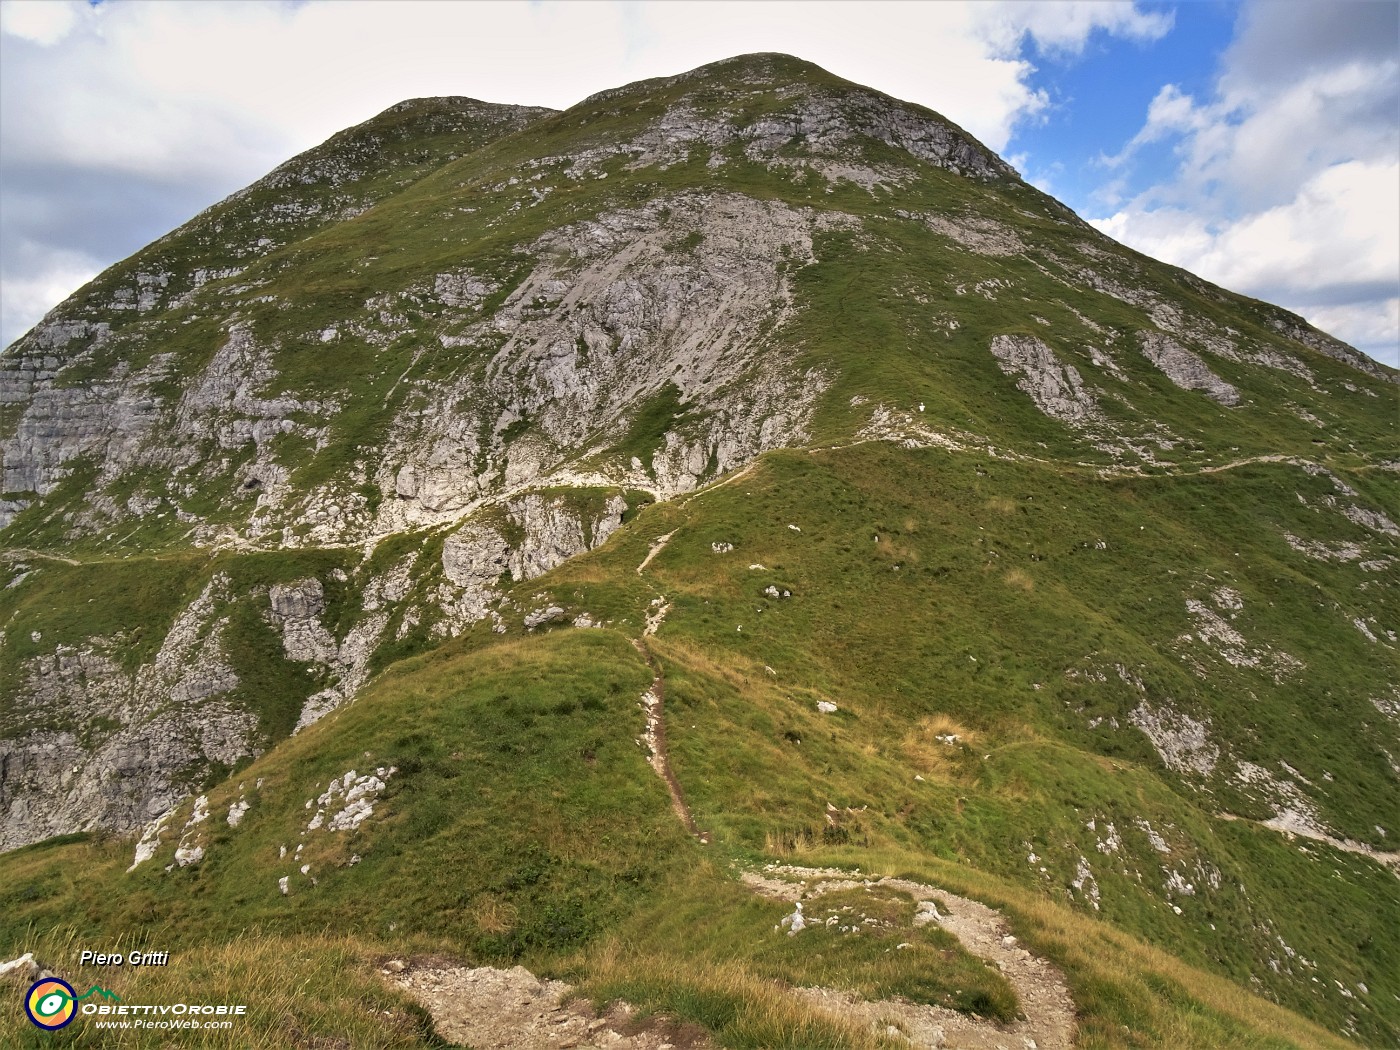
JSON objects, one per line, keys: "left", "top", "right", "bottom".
{"left": 2, "top": 53, "right": 1398, "bottom": 1048}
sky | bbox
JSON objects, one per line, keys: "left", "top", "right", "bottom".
{"left": 1, "top": 0, "right": 1396, "bottom": 366}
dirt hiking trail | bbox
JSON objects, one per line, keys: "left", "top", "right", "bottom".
{"left": 744, "top": 864, "right": 1077, "bottom": 1050}
{"left": 386, "top": 961, "right": 714, "bottom": 1049}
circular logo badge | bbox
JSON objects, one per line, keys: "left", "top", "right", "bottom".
{"left": 25, "top": 978, "right": 77, "bottom": 1030}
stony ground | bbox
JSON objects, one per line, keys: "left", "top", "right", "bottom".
{"left": 387, "top": 864, "right": 1074, "bottom": 1050}
{"left": 743, "top": 865, "right": 1076, "bottom": 1050}
{"left": 385, "top": 961, "right": 714, "bottom": 1050}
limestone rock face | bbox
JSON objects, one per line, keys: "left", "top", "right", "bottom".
{"left": 1138, "top": 331, "right": 1241, "bottom": 406}
{"left": 270, "top": 577, "right": 327, "bottom": 622}
{"left": 172, "top": 325, "right": 329, "bottom": 456}
{"left": 0, "top": 483, "right": 631, "bottom": 847}
{"left": 438, "top": 491, "right": 628, "bottom": 633}
{"left": 988, "top": 334, "right": 1102, "bottom": 426}
{"left": 1266, "top": 315, "right": 1393, "bottom": 382}
{"left": 585, "top": 52, "right": 1015, "bottom": 183}
{"left": 267, "top": 567, "right": 413, "bottom": 733}
{"left": 0, "top": 322, "right": 158, "bottom": 514}
{"left": 270, "top": 578, "right": 340, "bottom": 665}
{"left": 375, "top": 193, "right": 843, "bottom": 532}
{"left": 0, "top": 577, "right": 257, "bottom": 851}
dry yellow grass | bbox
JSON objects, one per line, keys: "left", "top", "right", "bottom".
{"left": 763, "top": 827, "right": 823, "bottom": 857}
{"left": 468, "top": 894, "right": 519, "bottom": 935}
{"left": 546, "top": 560, "right": 616, "bottom": 584}
{"left": 874, "top": 534, "right": 921, "bottom": 564}
{"left": 652, "top": 635, "right": 785, "bottom": 696}
{"left": 1003, "top": 567, "right": 1035, "bottom": 591}
{"left": 901, "top": 714, "right": 977, "bottom": 779}
{"left": 0, "top": 930, "right": 433, "bottom": 1048}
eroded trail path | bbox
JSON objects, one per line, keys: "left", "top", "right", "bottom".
{"left": 630, "top": 638, "right": 708, "bottom": 842}
{"left": 399, "top": 602, "right": 1072, "bottom": 1046}
{"left": 636, "top": 530, "right": 676, "bottom": 574}
{"left": 744, "top": 865, "right": 1077, "bottom": 1050}
{"left": 1217, "top": 812, "right": 1400, "bottom": 876}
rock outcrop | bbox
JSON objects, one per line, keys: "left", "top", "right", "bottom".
{"left": 1138, "top": 331, "right": 1240, "bottom": 406}
{"left": 438, "top": 490, "right": 628, "bottom": 634}
{"left": 0, "top": 577, "right": 257, "bottom": 851}
{"left": 989, "top": 334, "right": 1102, "bottom": 426}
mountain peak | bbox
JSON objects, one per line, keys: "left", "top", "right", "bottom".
{"left": 568, "top": 51, "right": 1014, "bottom": 182}
{"left": 650, "top": 50, "right": 835, "bottom": 89}
{"left": 577, "top": 51, "right": 829, "bottom": 105}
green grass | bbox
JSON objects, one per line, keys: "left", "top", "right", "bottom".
{"left": 0, "top": 618, "right": 1360, "bottom": 1049}
{"left": 530, "top": 443, "right": 1398, "bottom": 1044}
{"left": 13, "top": 445, "right": 1390, "bottom": 1039}
{"left": 598, "top": 381, "right": 696, "bottom": 476}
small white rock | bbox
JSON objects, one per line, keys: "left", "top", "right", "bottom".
{"left": 0, "top": 953, "right": 35, "bottom": 977}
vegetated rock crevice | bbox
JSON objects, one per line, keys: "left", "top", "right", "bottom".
{"left": 376, "top": 192, "right": 846, "bottom": 533}
{"left": 0, "top": 488, "right": 632, "bottom": 849}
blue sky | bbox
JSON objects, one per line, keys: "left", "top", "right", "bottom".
{"left": 1007, "top": 2, "right": 1238, "bottom": 207}
{"left": 1, "top": 0, "right": 1396, "bottom": 364}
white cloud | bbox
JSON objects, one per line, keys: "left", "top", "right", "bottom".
{"left": 1206, "top": 160, "right": 1397, "bottom": 297}
{"left": 1302, "top": 300, "right": 1400, "bottom": 367}
{"left": 0, "top": 0, "right": 1176, "bottom": 178}
{"left": 0, "top": 0, "right": 84, "bottom": 47}
{"left": 1092, "top": 158, "right": 1400, "bottom": 354}
{"left": 1100, "top": 84, "right": 1207, "bottom": 168}
{"left": 1095, "top": 160, "right": 1398, "bottom": 298}
{"left": 1092, "top": 160, "right": 1400, "bottom": 359}
{"left": 971, "top": 0, "right": 1173, "bottom": 59}
{"left": 1089, "top": 0, "right": 1398, "bottom": 365}
{"left": 1198, "top": 62, "right": 1395, "bottom": 212}
{"left": 2, "top": 1, "right": 638, "bottom": 185}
